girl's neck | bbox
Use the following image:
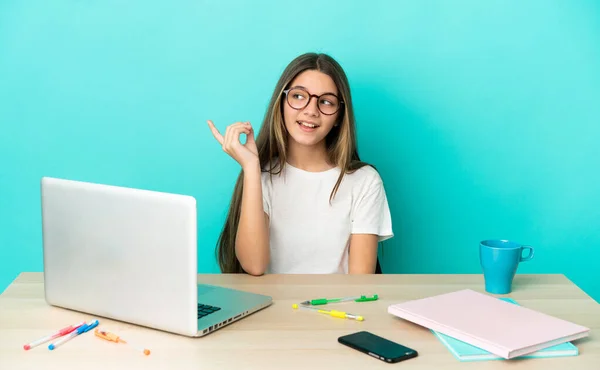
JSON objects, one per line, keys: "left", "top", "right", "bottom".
{"left": 286, "top": 141, "right": 334, "bottom": 172}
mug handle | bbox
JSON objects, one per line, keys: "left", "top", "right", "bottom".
{"left": 520, "top": 246, "right": 534, "bottom": 262}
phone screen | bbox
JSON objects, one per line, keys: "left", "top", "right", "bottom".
{"left": 338, "top": 331, "right": 418, "bottom": 363}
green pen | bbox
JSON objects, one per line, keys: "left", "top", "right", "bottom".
{"left": 300, "top": 294, "right": 378, "bottom": 306}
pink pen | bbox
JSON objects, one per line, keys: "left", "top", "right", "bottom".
{"left": 23, "top": 321, "right": 86, "bottom": 350}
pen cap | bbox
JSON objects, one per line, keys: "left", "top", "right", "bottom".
{"left": 355, "top": 295, "right": 378, "bottom": 302}
{"left": 95, "top": 329, "right": 121, "bottom": 343}
{"left": 85, "top": 320, "right": 99, "bottom": 332}
{"left": 75, "top": 323, "right": 90, "bottom": 334}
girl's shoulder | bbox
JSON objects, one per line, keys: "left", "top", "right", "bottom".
{"left": 345, "top": 163, "right": 383, "bottom": 185}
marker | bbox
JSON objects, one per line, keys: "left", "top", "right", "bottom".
{"left": 48, "top": 320, "right": 99, "bottom": 350}
{"left": 300, "top": 294, "right": 378, "bottom": 306}
{"left": 94, "top": 328, "right": 151, "bottom": 355}
{"left": 23, "top": 321, "right": 86, "bottom": 350}
{"left": 292, "top": 303, "right": 364, "bottom": 321}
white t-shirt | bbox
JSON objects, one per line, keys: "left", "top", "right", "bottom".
{"left": 261, "top": 162, "right": 393, "bottom": 274}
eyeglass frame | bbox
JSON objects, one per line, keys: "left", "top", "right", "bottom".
{"left": 282, "top": 86, "right": 344, "bottom": 116}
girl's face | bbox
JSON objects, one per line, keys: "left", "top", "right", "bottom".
{"left": 282, "top": 70, "right": 341, "bottom": 149}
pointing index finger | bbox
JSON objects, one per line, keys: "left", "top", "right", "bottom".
{"left": 206, "top": 120, "right": 224, "bottom": 145}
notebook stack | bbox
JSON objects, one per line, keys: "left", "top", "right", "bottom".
{"left": 387, "top": 289, "right": 590, "bottom": 362}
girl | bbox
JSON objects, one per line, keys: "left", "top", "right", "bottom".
{"left": 207, "top": 53, "right": 393, "bottom": 275}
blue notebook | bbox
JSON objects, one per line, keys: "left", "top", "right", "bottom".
{"left": 431, "top": 298, "right": 579, "bottom": 362}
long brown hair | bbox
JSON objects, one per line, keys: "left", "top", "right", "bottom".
{"left": 216, "top": 52, "right": 372, "bottom": 273}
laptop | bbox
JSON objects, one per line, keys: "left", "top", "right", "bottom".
{"left": 40, "top": 176, "right": 272, "bottom": 337}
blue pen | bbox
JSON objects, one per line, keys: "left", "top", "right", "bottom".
{"left": 48, "top": 319, "right": 99, "bottom": 350}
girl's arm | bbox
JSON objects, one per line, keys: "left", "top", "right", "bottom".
{"left": 206, "top": 120, "right": 269, "bottom": 275}
{"left": 235, "top": 161, "right": 270, "bottom": 275}
{"left": 348, "top": 170, "right": 393, "bottom": 274}
{"left": 348, "top": 234, "right": 379, "bottom": 273}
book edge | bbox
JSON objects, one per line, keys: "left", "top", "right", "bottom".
{"left": 432, "top": 329, "right": 579, "bottom": 361}
{"left": 388, "top": 305, "right": 511, "bottom": 358}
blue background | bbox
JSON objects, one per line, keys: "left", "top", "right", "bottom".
{"left": 1, "top": 1, "right": 599, "bottom": 301}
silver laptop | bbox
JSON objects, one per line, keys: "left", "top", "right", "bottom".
{"left": 40, "top": 176, "right": 272, "bottom": 337}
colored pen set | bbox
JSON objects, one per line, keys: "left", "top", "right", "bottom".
{"left": 292, "top": 294, "right": 378, "bottom": 321}
{"left": 49, "top": 320, "right": 99, "bottom": 350}
{"left": 23, "top": 319, "right": 98, "bottom": 351}
{"left": 23, "top": 319, "right": 150, "bottom": 355}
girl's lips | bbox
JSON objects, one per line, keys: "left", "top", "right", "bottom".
{"left": 297, "top": 121, "right": 319, "bottom": 132}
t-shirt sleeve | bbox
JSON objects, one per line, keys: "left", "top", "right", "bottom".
{"left": 351, "top": 174, "right": 394, "bottom": 242}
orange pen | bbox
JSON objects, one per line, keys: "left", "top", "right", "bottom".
{"left": 94, "top": 328, "right": 150, "bottom": 355}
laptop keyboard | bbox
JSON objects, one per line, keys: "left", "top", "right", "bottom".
{"left": 197, "top": 303, "right": 221, "bottom": 319}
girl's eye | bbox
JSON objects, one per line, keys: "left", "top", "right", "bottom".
{"left": 292, "top": 94, "right": 305, "bottom": 100}
{"left": 320, "top": 99, "right": 333, "bottom": 106}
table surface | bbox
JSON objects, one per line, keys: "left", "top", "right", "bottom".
{"left": 1, "top": 273, "right": 599, "bottom": 370}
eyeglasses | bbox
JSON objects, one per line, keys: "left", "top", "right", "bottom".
{"left": 283, "top": 87, "right": 344, "bottom": 115}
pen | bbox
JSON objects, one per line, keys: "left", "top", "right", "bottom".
{"left": 48, "top": 320, "right": 99, "bottom": 350}
{"left": 300, "top": 294, "right": 378, "bottom": 306}
{"left": 94, "top": 328, "right": 151, "bottom": 355}
{"left": 23, "top": 321, "right": 86, "bottom": 350}
{"left": 292, "top": 303, "right": 364, "bottom": 321}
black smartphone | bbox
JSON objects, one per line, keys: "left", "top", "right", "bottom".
{"left": 338, "top": 331, "right": 418, "bottom": 363}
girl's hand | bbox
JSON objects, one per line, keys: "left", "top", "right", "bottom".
{"left": 207, "top": 120, "right": 259, "bottom": 170}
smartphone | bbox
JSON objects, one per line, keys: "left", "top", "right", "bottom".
{"left": 338, "top": 331, "right": 418, "bottom": 363}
